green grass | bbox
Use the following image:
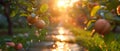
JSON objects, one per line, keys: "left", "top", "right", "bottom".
{"left": 0, "top": 27, "right": 30, "bottom": 33}
{"left": 65, "top": 24, "right": 120, "bottom": 51}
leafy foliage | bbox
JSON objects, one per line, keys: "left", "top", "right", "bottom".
{"left": 0, "top": 0, "right": 120, "bottom": 51}
{"left": 68, "top": 24, "right": 120, "bottom": 51}
{"left": 0, "top": 15, "right": 8, "bottom": 28}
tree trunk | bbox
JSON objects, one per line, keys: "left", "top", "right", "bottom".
{"left": 0, "top": 0, "right": 13, "bottom": 36}
{"left": 4, "top": 3, "right": 13, "bottom": 36}
{"left": 6, "top": 13, "right": 13, "bottom": 36}
{"left": 0, "top": 0, "right": 13, "bottom": 35}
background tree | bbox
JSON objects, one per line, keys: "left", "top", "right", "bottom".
{"left": 0, "top": 0, "right": 13, "bottom": 35}
{"left": 0, "top": 0, "right": 49, "bottom": 36}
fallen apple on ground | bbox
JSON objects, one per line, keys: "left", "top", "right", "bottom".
{"left": 6, "top": 42, "right": 15, "bottom": 47}
{"left": 15, "top": 43, "right": 23, "bottom": 50}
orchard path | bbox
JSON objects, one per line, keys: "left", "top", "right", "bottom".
{"left": 28, "top": 25, "right": 86, "bottom": 51}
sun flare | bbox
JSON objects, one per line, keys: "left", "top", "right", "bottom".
{"left": 57, "top": 0, "right": 66, "bottom": 7}
{"left": 57, "top": 0, "right": 79, "bottom": 8}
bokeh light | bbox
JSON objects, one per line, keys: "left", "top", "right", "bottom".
{"left": 58, "top": 27, "right": 65, "bottom": 34}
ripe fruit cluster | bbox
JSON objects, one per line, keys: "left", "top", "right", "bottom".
{"left": 15, "top": 43, "right": 23, "bottom": 50}
{"left": 27, "top": 16, "right": 46, "bottom": 29}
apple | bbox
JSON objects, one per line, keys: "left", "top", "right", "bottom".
{"left": 6, "top": 42, "right": 15, "bottom": 47}
{"left": 27, "top": 16, "right": 38, "bottom": 24}
{"left": 117, "top": 5, "right": 120, "bottom": 15}
{"left": 15, "top": 43, "right": 23, "bottom": 50}
{"left": 94, "top": 19, "right": 111, "bottom": 35}
{"left": 34, "top": 20, "right": 46, "bottom": 29}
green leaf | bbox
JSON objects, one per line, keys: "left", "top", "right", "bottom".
{"left": 10, "top": 6, "right": 19, "bottom": 17}
{"left": 0, "top": 5, "right": 4, "bottom": 14}
{"left": 20, "top": 13, "right": 28, "bottom": 17}
{"left": 104, "top": 33, "right": 116, "bottom": 44}
{"left": 104, "top": 12, "right": 114, "bottom": 21}
{"left": 10, "top": 11, "right": 16, "bottom": 17}
{"left": 27, "top": 7, "right": 33, "bottom": 12}
{"left": 42, "top": 16, "right": 49, "bottom": 25}
{"left": 40, "top": 4, "right": 48, "bottom": 13}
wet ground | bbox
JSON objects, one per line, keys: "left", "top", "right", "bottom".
{"left": 28, "top": 41, "right": 84, "bottom": 51}
{"left": 28, "top": 27, "right": 86, "bottom": 51}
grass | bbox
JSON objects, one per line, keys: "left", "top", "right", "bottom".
{"left": 0, "top": 27, "right": 30, "bottom": 34}
{"left": 65, "top": 23, "right": 120, "bottom": 51}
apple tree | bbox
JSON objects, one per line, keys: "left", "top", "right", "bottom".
{"left": 0, "top": 0, "right": 49, "bottom": 35}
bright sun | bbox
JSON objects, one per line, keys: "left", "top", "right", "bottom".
{"left": 57, "top": 0, "right": 79, "bottom": 8}
{"left": 57, "top": 0, "right": 66, "bottom": 7}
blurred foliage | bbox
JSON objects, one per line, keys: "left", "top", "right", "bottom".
{"left": 0, "top": 28, "right": 47, "bottom": 51}
{"left": 0, "top": 0, "right": 120, "bottom": 51}
{"left": 0, "top": 15, "right": 8, "bottom": 28}
{"left": 72, "top": 0, "right": 120, "bottom": 51}
{"left": 0, "top": 0, "right": 49, "bottom": 50}
{"left": 0, "top": 0, "right": 50, "bottom": 28}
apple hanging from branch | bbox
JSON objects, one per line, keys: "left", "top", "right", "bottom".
{"left": 27, "top": 16, "right": 38, "bottom": 25}
{"left": 34, "top": 20, "right": 46, "bottom": 29}
{"left": 94, "top": 19, "right": 111, "bottom": 36}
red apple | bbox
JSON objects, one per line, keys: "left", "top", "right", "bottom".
{"left": 15, "top": 43, "right": 23, "bottom": 50}
{"left": 6, "top": 42, "right": 15, "bottom": 47}
{"left": 117, "top": 5, "right": 120, "bottom": 15}
{"left": 34, "top": 20, "right": 46, "bottom": 29}
{"left": 94, "top": 19, "right": 111, "bottom": 35}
